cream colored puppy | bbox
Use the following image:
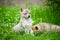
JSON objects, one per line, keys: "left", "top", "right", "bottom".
{"left": 32, "top": 23, "right": 60, "bottom": 33}
{"left": 12, "top": 8, "right": 33, "bottom": 34}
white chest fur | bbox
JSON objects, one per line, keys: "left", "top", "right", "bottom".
{"left": 12, "top": 18, "right": 33, "bottom": 34}
{"left": 21, "top": 18, "right": 33, "bottom": 27}
{"left": 20, "top": 18, "right": 33, "bottom": 33}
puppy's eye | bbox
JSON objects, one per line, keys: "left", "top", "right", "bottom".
{"left": 24, "top": 13, "right": 27, "bottom": 15}
{"left": 35, "top": 26, "right": 38, "bottom": 30}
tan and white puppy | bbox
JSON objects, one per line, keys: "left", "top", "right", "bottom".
{"left": 32, "top": 23, "right": 60, "bottom": 33}
{"left": 12, "top": 8, "right": 33, "bottom": 34}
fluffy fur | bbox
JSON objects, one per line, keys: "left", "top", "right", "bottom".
{"left": 32, "top": 23, "right": 60, "bottom": 33}
{"left": 12, "top": 8, "right": 33, "bottom": 34}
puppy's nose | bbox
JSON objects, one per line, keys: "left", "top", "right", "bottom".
{"left": 28, "top": 16, "right": 30, "bottom": 18}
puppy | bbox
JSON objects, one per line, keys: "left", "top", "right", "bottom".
{"left": 12, "top": 8, "right": 33, "bottom": 34}
{"left": 32, "top": 23, "right": 60, "bottom": 33}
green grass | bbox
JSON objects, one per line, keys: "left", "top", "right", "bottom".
{"left": 0, "top": 5, "right": 60, "bottom": 40}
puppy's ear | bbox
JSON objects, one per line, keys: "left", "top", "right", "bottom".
{"left": 28, "top": 7, "right": 30, "bottom": 10}
{"left": 21, "top": 8, "right": 23, "bottom": 12}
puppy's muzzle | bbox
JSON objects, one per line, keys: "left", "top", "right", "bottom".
{"left": 28, "top": 15, "right": 30, "bottom": 18}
